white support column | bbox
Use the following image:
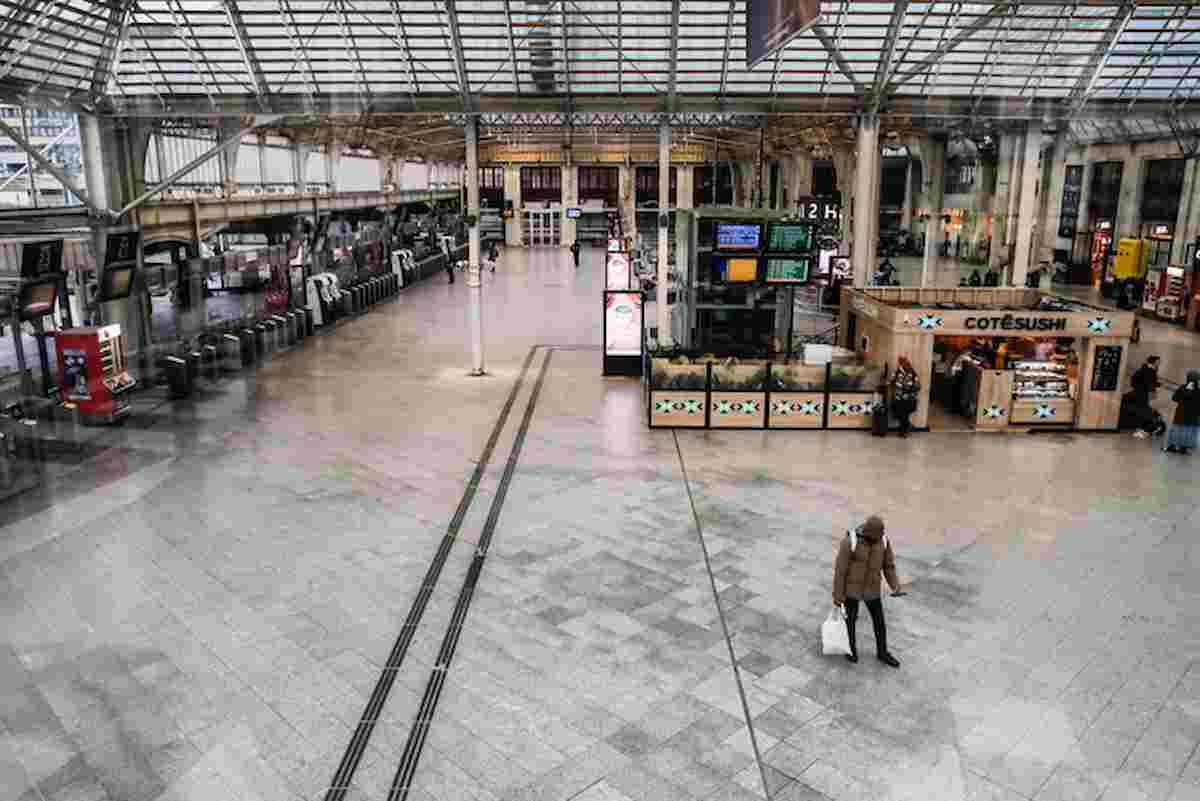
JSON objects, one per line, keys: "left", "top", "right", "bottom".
{"left": 657, "top": 122, "right": 672, "bottom": 345}
{"left": 675, "top": 165, "right": 694, "bottom": 311}
{"left": 79, "top": 113, "right": 109, "bottom": 321}
{"left": 1116, "top": 152, "right": 1145, "bottom": 241}
{"left": 1040, "top": 132, "right": 1069, "bottom": 261}
{"left": 291, "top": 142, "right": 311, "bottom": 193}
{"left": 920, "top": 136, "right": 946, "bottom": 287}
{"left": 561, "top": 162, "right": 578, "bottom": 247}
{"left": 901, "top": 157, "right": 914, "bottom": 230}
{"left": 153, "top": 128, "right": 167, "bottom": 186}
{"left": 504, "top": 164, "right": 521, "bottom": 246}
{"left": 465, "top": 117, "right": 484, "bottom": 376}
{"left": 851, "top": 114, "right": 879, "bottom": 288}
{"left": 832, "top": 146, "right": 856, "bottom": 246}
{"left": 1006, "top": 130, "right": 1025, "bottom": 251}
{"left": 1011, "top": 123, "right": 1042, "bottom": 287}
{"left": 1172, "top": 159, "right": 1200, "bottom": 266}
{"left": 990, "top": 132, "right": 1016, "bottom": 272}
{"left": 619, "top": 163, "right": 636, "bottom": 247}
{"left": 257, "top": 134, "right": 268, "bottom": 191}
{"left": 791, "top": 151, "right": 813, "bottom": 206}
{"left": 325, "top": 141, "right": 341, "bottom": 193}
{"left": 217, "top": 118, "right": 242, "bottom": 198}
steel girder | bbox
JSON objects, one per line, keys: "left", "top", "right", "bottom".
{"left": 448, "top": 112, "right": 766, "bottom": 131}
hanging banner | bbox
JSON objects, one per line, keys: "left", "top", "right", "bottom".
{"left": 747, "top": 0, "right": 820, "bottom": 69}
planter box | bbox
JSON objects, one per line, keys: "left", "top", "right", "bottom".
{"left": 768, "top": 392, "right": 825, "bottom": 429}
{"left": 826, "top": 393, "right": 878, "bottom": 429}
{"left": 650, "top": 391, "right": 707, "bottom": 427}
{"left": 710, "top": 392, "right": 766, "bottom": 429}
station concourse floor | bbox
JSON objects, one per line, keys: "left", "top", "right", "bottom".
{"left": 2, "top": 246, "right": 1200, "bottom": 801}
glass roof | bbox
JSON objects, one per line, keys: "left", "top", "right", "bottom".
{"left": 0, "top": 0, "right": 1196, "bottom": 120}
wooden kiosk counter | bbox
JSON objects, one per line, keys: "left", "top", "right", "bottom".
{"left": 839, "top": 287, "right": 1136, "bottom": 432}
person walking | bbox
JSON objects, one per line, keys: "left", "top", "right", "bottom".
{"left": 569, "top": 240, "right": 581, "bottom": 269}
{"left": 1164, "top": 370, "right": 1200, "bottom": 454}
{"left": 832, "top": 516, "right": 902, "bottom": 668}
{"left": 890, "top": 356, "right": 921, "bottom": 437}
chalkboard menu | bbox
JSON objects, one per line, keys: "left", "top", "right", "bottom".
{"left": 1090, "top": 345, "right": 1123, "bottom": 392}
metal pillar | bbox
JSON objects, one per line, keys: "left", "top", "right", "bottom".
{"left": 851, "top": 114, "right": 878, "bottom": 288}
{"left": 657, "top": 122, "right": 672, "bottom": 345}
{"left": 79, "top": 114, "right": 109, "bottom": 320}
{"left": 153, "top": 128, "right": 167, "bottom": 185}
{"left": 1011, "top": 123, "right": 1042, "bottom": 286}
{"left": 990, "top": 132, "right": 1016, "bottom": 273}
{"left": 466, "top": 117, "right": 484, "bottom": 376}
{"left": 1006, "top": 130, "right": 1025, "bottom": 252}
{"left": 901, "top": 157, "right": 913, "bottom": 231}
{"left": 20, "top": 107, "right": 37, "bottom": 209}
{"left": 258, "top": 134, "right": 268, "bottom": 191}
{"left": 920, "top": 136, "right": 946, "bottom": 287}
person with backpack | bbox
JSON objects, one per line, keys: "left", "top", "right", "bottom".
{"left": 832, "top": 516, "right": 902, "bottom": 668}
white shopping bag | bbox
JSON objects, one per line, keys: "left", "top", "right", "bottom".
{"left": 821, "top": 605, "right": 852, "bottom": 656}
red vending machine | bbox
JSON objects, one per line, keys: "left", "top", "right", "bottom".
{"left": 54, "top": 325, "right": 136, "bottom": 424}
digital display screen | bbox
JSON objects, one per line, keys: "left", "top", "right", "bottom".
{"left": 20, "top": 281, "right": 56, "bottom": 318}
{"left": 101, "top": 266, "right": 134, "bottom": 300}
{"left": 766, "top": 222, "right": 813, "bottom": 252}
{"left": 567, "top": 207, "right": 582, "bottom": 219}
{"left": 20, "top": 240, "right": 63, "bottom": 279}
{"left": 765, "top": 256, "right": 811, "bottom": 284}
{"left": 605, "top": 292, "right": 643, "bottom": 356}
{"left": 710, "top": 256, "right": 758, "bottom": 284}
{"left": 715, "top": 222, "right": 762, "bottom": 251}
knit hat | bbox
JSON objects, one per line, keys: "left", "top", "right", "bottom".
{"left": 862, "top": 516, "right": 885, "bottom": 537}
{"left": 1189, "top": 369, "right": 1200, "bottom": 384}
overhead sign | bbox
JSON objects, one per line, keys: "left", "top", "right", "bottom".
{"left": 793, "top": 196, "right": 841, "bottom": 224}
{"left": 747, "top": 0, "right": 820, "bottom": 69}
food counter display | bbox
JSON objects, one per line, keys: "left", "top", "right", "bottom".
{"left": 647, "top": 353, "right": 883, "bottom": 430}
{"left": 1009, "top": 360, "right": 1077, "bottom": 424}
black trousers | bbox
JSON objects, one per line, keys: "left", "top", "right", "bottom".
{"left": 893, "top": 400, "right": 916, "bottom": 435}
{"left": 844, "top": 597, "right": 888, "bottom": 657}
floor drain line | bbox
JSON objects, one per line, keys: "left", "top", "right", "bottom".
{"left": 672, "top": 431, "right": 775, "bottom": 801}
{"left": 386, "top": 348, "right": 554, "bottom": 801}
{"left": 323, "top": 345, "right": 541, "bottom": 801}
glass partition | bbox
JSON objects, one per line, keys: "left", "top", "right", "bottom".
{"left": 711, "top": 361, "right": 769, "bottom": 391}
{"left": 650, "top": 357, "right": 707, "bottom": 390}
{"left": 771, "top": 363, "right": 826, "bottom": 392}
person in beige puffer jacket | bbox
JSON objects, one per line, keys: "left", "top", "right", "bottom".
{"left": 833, "top": 515, "right": 902, "bottom": 667}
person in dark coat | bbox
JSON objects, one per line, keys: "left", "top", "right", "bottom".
{"left": 569, "top": 240, "right": 581, "bottom": 269}
{"left": 833, "top": 516, "right": 903, "bottom": 668}
{"left": 1164, "top": 370, "right": 1200, "bottom": 454}
{"left": 890, "top": 356, "right": 921, "bottom": 437}
{"left": 1130, "top": 356, "right": 1161, "bottom": 405}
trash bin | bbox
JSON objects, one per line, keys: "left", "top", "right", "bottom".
{"left": 222, "top": 334, "right": 242, "bottom": 372}
{"left": 164, "top": 355, "right": 191, "bottom": 399}
{"left": 240, "top": 328, "right": 256, "bottom": 366}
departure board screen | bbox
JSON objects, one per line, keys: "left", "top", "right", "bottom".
{"left": 766, "top": 222, "right": 813, "bottom": 252}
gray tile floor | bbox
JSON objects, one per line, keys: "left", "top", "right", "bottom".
{"left": 2, "top": 246, "right": 1199, "bottom": 801}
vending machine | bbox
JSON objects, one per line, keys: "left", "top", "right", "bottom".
{"left": 55, "top": 325, "right": 136, "bottom": 424}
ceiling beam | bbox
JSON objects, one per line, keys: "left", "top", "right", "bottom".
{"left": 811, "top": 24, "right": 863, "bottom": 95}
{"left": 91, "top": 0, "right": 133, "bottom": 101}
{"left": 501, "top": 0, "right": 520, "bottom": 96}
{"left": 1068, "top": 2, "right": 1136, "bottom": 110}
{"left": 868, "top": 0, "right": 909, "bottom": 110}
{"left": 1122, "top": 3, "right": 1190, "bottom": 109}
{"left": 442, "top": 0, "right": 472, "bottom": 111}
{"left": 221, "top": 0, "right": 271, "bottom": 109}
{"left": 336, "top": 0, "right": 371, "bottom": 107}
{"left": 886, "top": 2, "right": 1012, "bottom": 93}
{"left": 667, "top": 0, "right": 680, "bottom": 110}
{"left": 718, "top": 0, "right": 735, "bottom": 100}
{"left": 0, "top": 0, "right": 63, "bottom": 81}
{"left": 388, "top": 0, "right": 419, "bottom": 95}
{"left": 560, "top": 3, "right": 571, "bottom": 99}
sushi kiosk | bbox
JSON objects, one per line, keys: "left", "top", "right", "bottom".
{"left": 55, "top": 325, "right": 135, "bottom": 424}
{"left": 840, "top": 287, "right": 1137, "bottom": 432}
